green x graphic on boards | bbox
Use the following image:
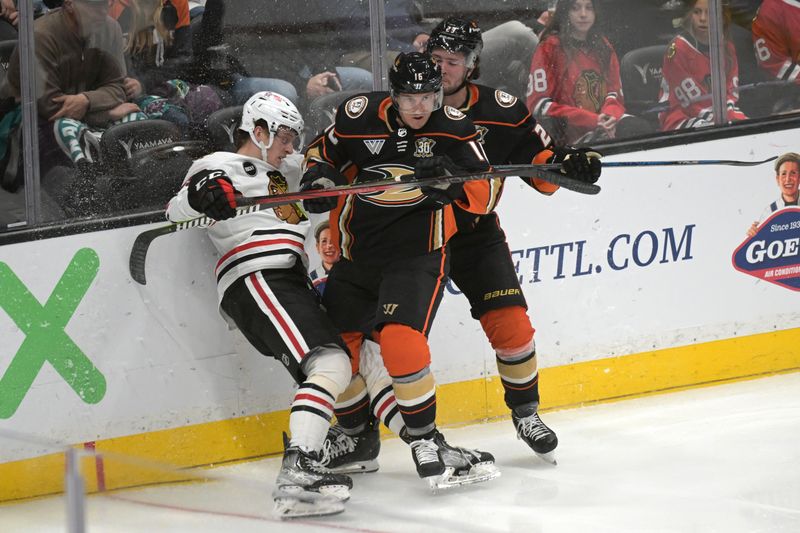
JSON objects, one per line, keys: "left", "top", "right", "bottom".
{"left": 0, "top": 248, "right": 106, "bottom": 418}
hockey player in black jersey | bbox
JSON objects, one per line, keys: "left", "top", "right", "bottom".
{"left": 301, "top": 52, "right": 501, "bottom": 490}
{"left": 319, "top": 19, "right": 602, "bottom": 471}
{"left": 166, "top": 92, "right": 352, "bottom": 518}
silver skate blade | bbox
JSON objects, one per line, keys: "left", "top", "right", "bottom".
{"left": 273, "top": 488, "right": 345, "bottom": 519}
{"left": 324, "top": 459, "right": 379, "bottom": 475}
{"left": 536, "top": 451, "right": 557, "bottom": 465}
{"left": 427, "top": 464, "right": 501, "bottom": 492}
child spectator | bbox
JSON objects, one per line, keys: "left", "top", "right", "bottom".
{"left": 526, "top": 0, "right": 629, "bottom": 144}
{"left": 659, "top": 0, "right": 747, "bottom": 131}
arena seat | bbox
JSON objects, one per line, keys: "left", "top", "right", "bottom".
{"left": 304, "top": 90, "right": 362, "bottom": 140}
{"left": 620, "top": 44, "right": 667, "bottom": 118}
{"left": 96, "top": 120, "right": 203, "bottom": 211}
{"left": 206, "top": 105, "right": 242, "bottom": 152}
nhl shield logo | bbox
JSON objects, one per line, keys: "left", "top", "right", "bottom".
{"left": 413, "top": 137, "right": 436, "bottom": 158}
{"left": 732, "top": 208, "right": 800, "bottom": 291}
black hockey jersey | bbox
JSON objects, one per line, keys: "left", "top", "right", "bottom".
{"left": 304, "top": 92, "right": 493, "bottom": 263}
{"left": 460, "top": 83, "right": 554, "bottom": 195}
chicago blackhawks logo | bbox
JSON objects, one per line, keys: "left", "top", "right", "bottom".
{"left": 357, "top": 165, "right": 426, "bottom": 207}
{"left": 413, "top": 137, "right": 436, "bottom": 158}
{"left": 573, "top": 70, "right": 606, "bottom": 112}
{"left": 268, "top": 171, "right": 307, "bottom": 224}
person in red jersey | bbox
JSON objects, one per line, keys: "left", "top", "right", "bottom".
{"left": 659, "top": 0, "right": 747, "bottom": 131}
{"left": 526, "top": 0, "right": 631, "bottom": 144}
{"left": 752, "top": 0, "right": 800, "bottom": 87}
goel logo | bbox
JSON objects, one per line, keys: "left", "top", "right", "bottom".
{"left": 732, "top": 208, "right": 800, "bottom": 291}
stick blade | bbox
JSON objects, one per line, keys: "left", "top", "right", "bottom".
{"left": 129, "top": 224, "right": 177, "bottom": 285}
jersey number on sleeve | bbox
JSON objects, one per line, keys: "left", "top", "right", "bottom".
{"left": 754, "top": 38, "right": 771, "bottom": 62}
{"left": 532, "top": 69, "right": 548, "bottom": 93}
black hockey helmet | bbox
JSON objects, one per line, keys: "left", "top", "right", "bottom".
{"left": 389, "top": 52, "right": 443, "bottom": 94}
{"left": 389, "top": 52, "right": 444, "bottom": 111}
{"left": 426, "top": 17, "right": 483, "bottom": 69}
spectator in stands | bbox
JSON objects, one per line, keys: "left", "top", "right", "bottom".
{"left": 0, "top": 0, "right": 146, "bottom": 176}
{"left": 747, "top": 152, "right": 800, "bottom": 236}
{"left": 526, "top": 0, "right": 634, "bottom": 144}
{"left": 114, "top": 0, "right": 223, "bottom": 133}
{"left": 0, "top": 0, "right": 17, "bottom": 27}
{"left": 309, "top": 220, "right": 340, "bottom": 294}
{"left": 659, "top": 0, "right": 747, "bottom": 131}
{"left": 751, "top": 0, "right": 800, "bottom": 112}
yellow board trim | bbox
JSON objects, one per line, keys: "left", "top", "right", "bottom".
{"left": 2, "top": 328, "right": 798, "bottom": 502}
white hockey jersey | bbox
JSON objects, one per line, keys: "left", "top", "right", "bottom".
{"left": 166, "top": 152, "right": 310, "bottom": 302}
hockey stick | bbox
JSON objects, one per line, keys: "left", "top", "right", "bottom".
{"left": 128, "top": 165, "right": 597, "bottom": 285}
{"left": 129, "top": 203, "right": 269, "bottom": 285}
{"left": 574, "top": 156, "right": 778, "bottom": 170}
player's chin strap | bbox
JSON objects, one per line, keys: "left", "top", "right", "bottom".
{"left": 249, "top": 129, "right": 274, "bottom": 163}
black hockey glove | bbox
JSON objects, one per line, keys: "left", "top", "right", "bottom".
{"left": 414, "top": 155, "right": 466, "bottom": 207}
{"left": 299, "top": 163, "right": 347, "bottom": 213}
{"left": 550, "top": 147, "right": 602, "bottom": 184}
{"left": 186, "top": 168, "right": 238, "bottom": 220}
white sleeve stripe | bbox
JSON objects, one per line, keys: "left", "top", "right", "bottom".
{"left": 777, "top": 59, "right": 792, "bottom": 79}
{"left": 788, "top": 65, "right": 800, "bottom": 82}
{"left": 533, "top": 98, "right": 553, "bottom": 117}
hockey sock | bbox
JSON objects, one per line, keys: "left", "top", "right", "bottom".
{"left": 360, "top": 340, "right": 404, "bottom": 435}
{"left": 333, "top": 374, "right": 371, "bottom": 434}
{"left": 290, "top": 347, "right": 350, "bottom": 451}
{"left": 380, "top": 324, "right": 436, "bottom": 436}
{"left": 480, "top": 307, "right": 540, "bottom": 409}
{"left": 289, "top": 382, "right": 336, "bottom": 452}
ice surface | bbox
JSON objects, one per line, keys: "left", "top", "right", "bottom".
{"left": 2, "top": 373, "right": 799, "bottom": 532}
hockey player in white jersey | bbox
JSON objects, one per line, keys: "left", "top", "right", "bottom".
{"left": 166, "top": 92, "right": 353, "bottom": 519}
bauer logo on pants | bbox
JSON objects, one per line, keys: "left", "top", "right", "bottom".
{"left": 732, "top": 207, "right": 800, "bottom": 291}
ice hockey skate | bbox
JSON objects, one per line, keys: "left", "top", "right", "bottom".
{"left": 272, "top": 443, "right": 353, "bottom": 519}
{"left": 512, "top": 404, "right": 559, "bottom": 465}
{"left": 402, "top": 428, "right": 500, "bottom": 491}
{"left": 320, "top": 419, "right": 381, "bottom": 474}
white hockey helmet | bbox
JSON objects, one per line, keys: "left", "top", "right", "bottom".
{"left": 239, "top": 91, "right": 305, "bottom": 161}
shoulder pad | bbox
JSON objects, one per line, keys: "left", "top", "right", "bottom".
{"left": 494, "top": 90, "right": 518, "bottom": 108}
{"left": 443, "top": 105, "right": 466, "bottom": 120}
{"left": 344, "top": 95, "right": 369, "bottom": 119}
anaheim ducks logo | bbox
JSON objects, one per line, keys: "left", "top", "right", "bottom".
{"left": 572, "top": 70, "right": 606, "bottom": 113}
{"left": 444, "top": 105, "right": 465, "bottom": 120}
{"left": 357, "top": 164, "right": 426, "bottom": 207}
{"left": 345, "top": 96, "right": 368, "bottom": 119}
{"left": 268, "top": 171, "right": 307, "bottom": 224}
{"left": 494, "top": 90, "right": 517, "bottom": 108}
